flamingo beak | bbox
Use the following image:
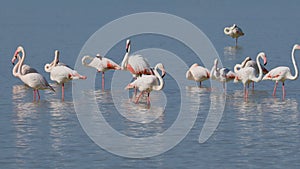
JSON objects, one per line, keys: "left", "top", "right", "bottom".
{"left": 161, "top": 70, "right": 166, "bottom": 78}
{"left": 263, "top": 55, "right": 267, "bottom": 66}
{"left": 126, "top": 41, "right": 130, "bottom": 53}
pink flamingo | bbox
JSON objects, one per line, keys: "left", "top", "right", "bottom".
{"left": 210, "top": 58, "right": 235, "bottom": 89}
{"left": 186, "top": 63, "right": 210, "bottom": 87}
{"left": 82, "top": 54, "right": 121, "bottom": 90}
{"left": 263, "top": 44, "right": 300, "bottom": 99}
{"left": 125, "top": 63, "right": 165, "bottom": 105}
{"left": 45, "top": 50, "right": 87, "bottom": 101}
{"left": 121, "top": 39, "right": 152, "bottom": 77}
{"left": 12, "top": 46, "right": 54, "bottom": 101}
{"left": 224, "top": 24, "right": 245, "bottom": 46}
{"left": 11, "top": 46, "right": 38, "bottom": 75}
{"left": 234, "top": 52, "right": 267, "bottom": 99}
{"left": 234, "top": 56, "right": 268, "bottom": 89}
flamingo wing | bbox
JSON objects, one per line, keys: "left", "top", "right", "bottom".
{"left": 263, "top": 66, "right": 290, "bottom": 81}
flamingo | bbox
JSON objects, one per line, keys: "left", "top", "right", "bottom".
{"left": 45, "top": 50, "right": 87, "bottom": 101}
{"left": 12, "top": 46, "right": 54, "bottom": 101}
{"left": 121, "top": 39, "right": 152, "bottom": 77}
{"left": 186, "top": 63, "right": 210, "bottom": 87}
{"left": 263, "top": 44, "right": 300, "bottom": 99}
{"left": 11, "top": 46, "right": 38, "bottom": 75}
{"left": 210, "top": 59, "right": 235, "bottom": 89}
{"left": 234, "top": 56, "right": 269, "bottom": 89}
{"left": 234, "top": 52, "right": 267, "bottom": 99}
{"left": 125, "top": 63, "right": 165, "bottom": 105}
{"left": 82, "top": 54, "right": 121, "bottom": 90}
{"left": 224, "top": 24, "right": 244, "bottom": 46}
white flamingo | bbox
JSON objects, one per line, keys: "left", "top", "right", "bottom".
{"left": 186, "top": 63, "right": 210, "bottom": 87}
{"left": 234, "top": 56, "right": 268, "bottom": 89}
{"left": 210, "top": 59, "right": 235, "bottom": 89}
{"left": 45, "top": 50, "right": 87, "bottom": 101}
{"left": 234, "top": 52, "right": 267, "bottom": 98}
{"left": 125, "top": 63, "right": 165, "bottom": 105}
{"left": 224, "top": 24, "right": 244, "bottom": 46}
{"left": 263, "top": 44, "right": 300, "bottom": 99}
{"left": 11, "top": 46, "right": 38, "bottom": 75}
{"left": 82, "top": 54, "right": 121, "bottom": 90}
{"left": 12, "top": 46, "right": 54, "bottom": 101}
{"left": 121, "top": 39, "right": 152, "bottom": 77}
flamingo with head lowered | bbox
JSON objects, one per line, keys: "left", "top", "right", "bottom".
{"left": 186, "top": 63, "right": 210, "bottom": 87}
{"left": 224, "top": 24, "right": 244, "bottom": 46}
{"left": 12, "top": 46, "right": 54, "bottom": 101}
{"left": 125, "top": 63, "right": 165, "bottom": 105}
{"left": 210, "top": 58, "right": 235, "bottom": 89}
{"left": 263, "top": 44, "right": 300, "bottom": 99}
{"left": 45, "top": 50, "right": 87, "bottom": 101}
{"left": 234, "top": 52, "right": 267, "bottom": 99}
{"left": 82, "top": 53, "right": 121, "bottom": 90}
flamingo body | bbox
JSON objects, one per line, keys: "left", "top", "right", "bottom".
{"left": 45, "top": 50, "right": 86, "bottom": 100}
{"left": 234, "top": 52, "right": 267, "bottom": 98}
{"left": 210, "top": 59, "right": 235, "bottom": 88}
{"left": 126, "top": 63, "right": 164, "bottom": 105}
{"left": 121, "top": 39, "right": 152, "bottom": 77}
{"left": 262, "top": 44, "right": 300, "bottom": 99}
{"left": 186, "top": 63, "right": 210, "bottom": 87}
{"left": 12, "top": 46, "right": 54, "bottom": 101}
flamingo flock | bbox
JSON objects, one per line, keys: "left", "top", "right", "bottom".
{"left": 10, "top": 33, "right": 300, "bottom": 104}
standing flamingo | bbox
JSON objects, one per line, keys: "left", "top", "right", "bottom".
{"left": 263, "top": 44, "right": 300, "bottom": 99}
{"left": 210, "top": 59, "right": 235, "bottom": 89}
{"left": 12, "top": 46, "right": 54, "bottom": 101}
{"left": 82, "top": 53, "right": 121, "bottom": 90}
{"left": 224, "top": 24, "right": 244, "bottom": 46}
{"left": 121, "top": 39, "right": 152, "bottom": 77}
{"left": 125, "top": 63, "right": 165, "bottom": 105}
{"left": 11, "top": 46, "right": 38, "bottom": 75}
{"left": 186, "top": 63, "right": 210, "bottom": 87}
{"left": 45, "top": 50, "right": 87, "bottom": 101}
{"left": 234, "top": 52, "right": 267, "bottom": 99}
{"left": 234, "top": 56, "right": 268, "bottom": 89}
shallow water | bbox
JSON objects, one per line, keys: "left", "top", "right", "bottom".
{"left": 1, "top": 0, "right": 300, "bottom": 168}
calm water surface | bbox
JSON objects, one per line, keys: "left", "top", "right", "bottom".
{"left": 1, "top": 0, "right": 300, "bottom": 168}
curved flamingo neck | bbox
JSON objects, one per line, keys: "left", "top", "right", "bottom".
{"left": 152, "top": 65, "right": 164, "bottom": 91}
{"left": 82, "top": 55, "right": 93, "bottom": 67}
{"left": 17, "top": 48, "right": 26, "bottom": 76}
{"left": 12, "top": 57, "right": 21, "bottom": 77}
{"left": 251, "top": 54, "right": 264, "bottom": 82}
{"left": 289, "top": 47, "right": 298, "bottom": 80}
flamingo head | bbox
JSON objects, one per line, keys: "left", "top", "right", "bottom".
{"left": 293, "top": 44, "right": 300, "bottom": 50}
{"left": 258, "top": 52, "right": 267, "bottom": 66}
{"left": 11, "top": 46, "right": 23, "bottom": 65}
{"left": 126, "top": 39, "right": 131, "bottom": 53}
{"left": 155, "top": 63, "right": 166, "bottom": 78}
{"left": 96, "top": 53, "right": 102, "bottom": 60}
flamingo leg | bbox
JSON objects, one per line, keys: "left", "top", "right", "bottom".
{"left": 147, "top": 92, "right": 150, "bottom": 105}
{"left": 33, "top": 90, "right": 36, "bottom": 101}
{"left": 252, "top": 82, "right": 255, "bottom": 90}
{"left": 62, "top": 83, "right": 65, "bottom": 101}
{"left": 282, "top": 82, "right": 285, "bottom": 100}
{"left": 199, "top": 82, "right": 202, "bottom": 88}
{"left": 273, "top": 82, "right": 278, "bottom": 96}
{"left": 135, "top": 91, "right": 144, "bottom": 104}
{"left": 102, "top": 72, "right": 105, "bottom": 91}
{"left": 37, "top": 90, "right": 40, "bottom": 100}
{"left": 235, "top": 38, "right": 238, "bottom": 46}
